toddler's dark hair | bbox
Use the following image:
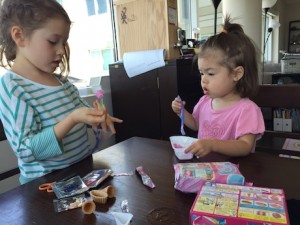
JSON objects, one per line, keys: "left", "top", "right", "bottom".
{"left": 0, "top": 0, "right": 71, "bottom": 76}
{"left": 199, "top": 15, "right": 259, "bottom": 98}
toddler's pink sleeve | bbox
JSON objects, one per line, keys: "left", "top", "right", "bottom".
{"left": 235, "top": 103, "right": 265, "bottom": 140}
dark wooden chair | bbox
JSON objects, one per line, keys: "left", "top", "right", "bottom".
{"left": 0, "top": 119, "right": 6, "bottom": 141}
{"left": 252, "top": 84, "right": 300, "bottom": 154}
{"left": 252, "top": 84, "right": 300, "bottom": 109}
{"left": 0, "top": 119, "right": 20, "bottom": 181}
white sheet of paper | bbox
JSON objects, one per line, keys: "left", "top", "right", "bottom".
{"left": 282, "top": 138, "right": 300, "bottom": 152}
{"left": 123, "top": 49, "right": 166, "bottom": 78}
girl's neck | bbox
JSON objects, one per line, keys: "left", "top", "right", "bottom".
{"left": 11, "top": 61, "right": 60, "bottom": 86}
{"left": 211, "top": 92, "right": 242, "bottom": 110}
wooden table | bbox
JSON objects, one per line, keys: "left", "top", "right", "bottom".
{"left": 0, "top": 137, "right": 299, "bottom": 225}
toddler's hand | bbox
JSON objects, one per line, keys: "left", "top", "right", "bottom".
{"left": 171, "top": 97, "right": 185, "bottom": 115}
{"left": 185, "top": 139, "right": 213, "bottom": 158}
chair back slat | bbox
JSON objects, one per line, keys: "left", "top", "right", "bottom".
{"left": 0, "top": 120, "right": 7, "bottom": 141}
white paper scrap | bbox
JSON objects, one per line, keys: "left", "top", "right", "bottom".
{"left": 282, "top": 138, "right": 300, "bottom": 152}
{"left": 123, "top": 49, "right": 166, "bottom": 78}
{"left": 111, "top": 212, "right": 133, "bottom": 225}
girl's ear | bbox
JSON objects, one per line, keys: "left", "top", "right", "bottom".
{"left": 11, "top": 26, "right": 26, "bottom": 47}
{"left": 233, "top": 66, "right": 244, "bottom": 82}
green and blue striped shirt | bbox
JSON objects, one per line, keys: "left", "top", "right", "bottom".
{"left": 0, "top": 71, "right": 94, "bottom": 184}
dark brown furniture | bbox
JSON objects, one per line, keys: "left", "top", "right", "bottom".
{"left": 0, "top": 137, "right": 299, "bottom": 225}
{"left": 109, "top": 58, "right": 203, "bottom": 143}
{"left": 0, "top": 120, "right": 6, "bottom": 141}
{"left": 252, "top": 84, "right": 300, "bottom": 153}
{"left": 272, "top": 73, "right": 300, "bottom": 84}
{"left": 253, "top": 84, "right": 300, "bottom": 114}
{"left": 0, "top": 120, "right": 20, "bottom": 181}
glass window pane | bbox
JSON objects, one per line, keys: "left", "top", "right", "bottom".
{"left": 58, "top": 0, "right": 115, "bottom": 84}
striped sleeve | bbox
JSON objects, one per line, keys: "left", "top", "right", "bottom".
{"left": 0, "top": 74, "right": 63, "bottom": 162}
{"left": 31, "top": 127, "right": 63, "bottom": 160}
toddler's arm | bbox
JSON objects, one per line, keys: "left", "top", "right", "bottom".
{"left": 185, "top": 134, "right": 256, "bottom": 158}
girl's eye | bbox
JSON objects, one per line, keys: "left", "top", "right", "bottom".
{"left": 200, "top": 72, "right": 215, "bottom": 77}
{"left": 48, "top": 40, "right": 57, "bottom": 45}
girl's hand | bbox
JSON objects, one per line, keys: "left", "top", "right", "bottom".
{"left": 102, "top": 113, "right": 123, "bottom": 134}
{"left": 54, "top": 107, "right": 105, "bottom": 141}
{"left": 184, "top": 139, "right": 213, "bottom": 158}
{"left": 71, "top": 107, "right": 105, "bottom": 127}
{"left": 171, "top": 97, "right": 185, "bottom": 116}
{"left": 92, "top": 100, "right": 123, "bottom": 134}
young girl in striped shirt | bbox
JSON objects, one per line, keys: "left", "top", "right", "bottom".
{"left": 0, "top": 0, "right": 122, "bottom": 184}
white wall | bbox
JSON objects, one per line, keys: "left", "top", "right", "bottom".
{"left": 223, "top": 0, "right": 262, "bottom": 55}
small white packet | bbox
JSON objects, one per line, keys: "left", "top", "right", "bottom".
{"left": 53, "top": 194, "right": 86, "bottom": 213}
{"left": 82, "top": 169, "right": 112, "bottom": 188}
{"left": 52, "top": 176, "right": 89, "bottom": 199}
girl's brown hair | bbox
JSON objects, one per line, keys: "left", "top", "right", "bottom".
{"left": 199, "top": 15, "right": 259, "bottom": 98}
{"left": 0, "top": 0, "right": 71, "bottom": 77}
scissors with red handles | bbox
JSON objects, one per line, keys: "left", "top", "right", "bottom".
{"left": 38, "top": 181, "right": 57, "bottom": 193}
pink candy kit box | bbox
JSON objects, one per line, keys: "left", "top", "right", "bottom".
{"left": 190, "top": 182, "right": 289, "bottom": 225}
{"left": 174, "top": 162, "right": 245, "bottom": 193}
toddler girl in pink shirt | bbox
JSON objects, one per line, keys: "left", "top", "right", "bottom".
{"left": 172, "top": 16, "right": 265, "bottom": 158}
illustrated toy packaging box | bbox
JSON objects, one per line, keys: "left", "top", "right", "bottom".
{"left": 174, "top": 162, "right": 245, "bottom": 193}
{"left": 190, "top": 182, "right": 289, "bottom": 225}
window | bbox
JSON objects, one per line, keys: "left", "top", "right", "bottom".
{"left": 178, "top": 0, "right": 279, "bottom": 63}
{"left": 178, "top": 0, "right": 223, "bottom": 41}
{"left": 262, "top": 12, "right": 274, "bottom": 63}
{"left": 58, "top": 0, "right": 115, "bottom": 84}
{"left": 86, "top": 0, "right": 107, "bottom": 16}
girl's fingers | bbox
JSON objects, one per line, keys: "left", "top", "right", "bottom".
{"left": 101, "top": 121, "right": 107, "bottom": 132}
{"left": 93, "top": 101, "right": 97, "bottom": 108}
{"left": 107, "top": 120, "right": 116, "bottom": 134}
{"left": 95, "top": 101, "right": 100, "bottom": 110}
{"left": 111, "top": 117, "right": 123, "bottom": 123}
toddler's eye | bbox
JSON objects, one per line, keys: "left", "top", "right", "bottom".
{"left": 48, "top": 40, "right": 57, "bottom": 45}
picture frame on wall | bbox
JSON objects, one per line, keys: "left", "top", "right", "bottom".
{"left": 288, "top": 20, "right": 300, "bottom": 53}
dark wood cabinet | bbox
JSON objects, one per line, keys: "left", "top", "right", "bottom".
{"left": 109, "top": 58, "right": 203, "bottom": 143}
{"left": 272, "top": 73, "right": 300, "bottom": 84}
{"left": 251, "top": 84, "right": 300, "bottom": 154}
{"left": 252, "top": 84, "right": 300, "bottom": 139}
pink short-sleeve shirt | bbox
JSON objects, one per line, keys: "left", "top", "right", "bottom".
{"left": 192, "top": 95, "right": 265, "bottom": 152}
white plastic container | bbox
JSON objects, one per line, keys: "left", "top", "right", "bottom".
{"left": 281, "top": 54, "right": 300, "bottom": 73}
{"left": 169, "top": 136, "right": 198, "bottom": 160}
